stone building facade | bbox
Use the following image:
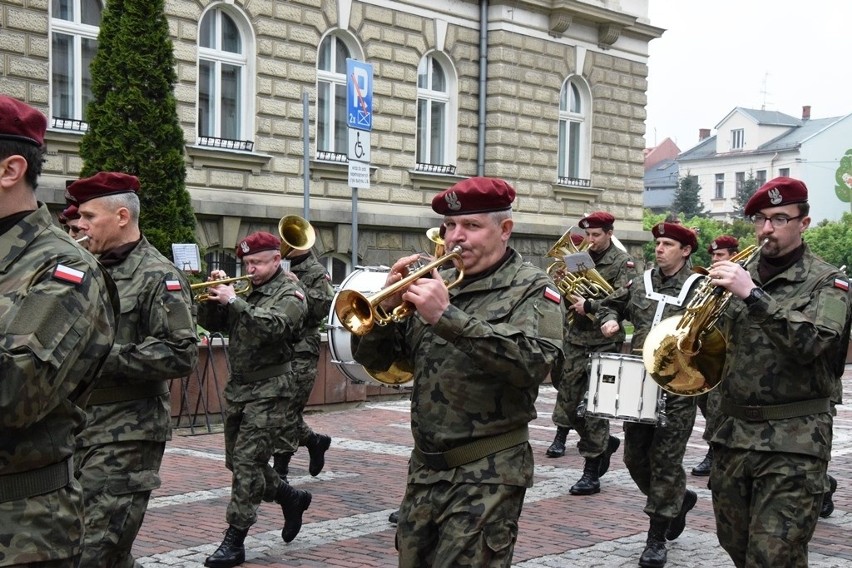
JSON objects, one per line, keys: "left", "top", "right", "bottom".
{"left": 1, "top": 0, "right": 661, "bottom": 282}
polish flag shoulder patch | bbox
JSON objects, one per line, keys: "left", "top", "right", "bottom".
{"left": 543, "top": 286, "right": 561, "bottom": 304}
{"left": 626, "top": 261, "right": 635, "bottom": 268}
{"left": 53, "top": 264, "right": 85, "bottom": 285}
{"left": 324, "top": 273, "right": 332, "bottom": 281}
{"left": 293, "top": 290, "right": 305, "bottom": 301}
{"left": 165, "top": 279, "right": 182, "bottom": 292}
{"left": 835, "top": 278, "right": 849, "bottom": 292}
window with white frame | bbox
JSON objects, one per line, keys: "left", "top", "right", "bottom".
{"left": 415, "top": 53, "right": 457, "bottom": 174}
{"left": 735, "top": 171, "right": 745, "bottom": 192}
{"left": 316, "top": 34, "right": 354, "bottom": 161}
{"left": 715, "top": 173, "right": 725, "bottom": 199}
{"left": 197, "top": 6, "right": 253, "bottom": 150}
{"left": 557, "top": 77, "right": 591, "bottom": 185}
{"left": 731, "top": 128, "right": 745, "bottom": 150}
{"left": 779, "top": 167, "right": 790, "bottom": 178}
{"left": 756, "top": 169, "right": 767, "bottom": 187}
{"left": 50, "top": 0, "right": 103, "bottom": 130}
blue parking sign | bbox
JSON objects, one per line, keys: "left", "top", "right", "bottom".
{"left": 346, "top": 59, "right": 373, "bottom": 132}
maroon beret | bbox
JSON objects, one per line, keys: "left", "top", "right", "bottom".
{"left": 237, "top": 231, "right": 281, "bottom": 259}
{"left": 61, "top": 204, "right": 80, "bottom": 221}
{"left": 652, "top": 222, "right": 698, "bottom": 254}
{"left": 743, "top": 177, "right": 808, "bottom": 216}
{"left": 570, "top": 233, "right": 586, "bottom": 246}
{"left": 432, "top": 177, "right": 516, "bottom": 216}
{"left": 68, "top": 172, "right": 140, "bottom": 204}
{"left": 0, "top": 95, "right": 47, "bottom": 147}
{"left": 707, "top": 235, "right": 738, "bottom": 254}
{"left": 578, "top": 211, "right": 615, "bottom": 230}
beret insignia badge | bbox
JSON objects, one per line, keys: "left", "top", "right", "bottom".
{"left": 768, "top": 187, "right": 782, "bottom": 205}
{"left": 240, "top": 241, "right": 250, "bottom": 253}
{"left": 445, "top": 191, "right": 461, "bottom": 211}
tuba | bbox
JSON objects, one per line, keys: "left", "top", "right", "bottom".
{"left": 545, "top": 228, "right": 614, "bottom": 323}
{"left": 641, "top": 239, "right": 767, "bottom": 396}
{"left": 278, "top": 215, "right": 316, "bottom": 257}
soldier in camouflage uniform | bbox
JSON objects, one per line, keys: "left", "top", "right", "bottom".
{"left": 272, "top": 247, "right": 334, "bottom": 482}
{"left": 0, "top": 96, "right": 117, "bottom": 568}
{"left": 69, "top": 172, "right": 199, "bottom": 568}
{"left": 707, "top": 177, "right": 852, "bottom": 568}
{"left": 597, "top": 222, "right": 702, "bottom": 568}
{"left": 353, "top": 177, "right": 564, "bottom": 567}
{"left": 198, "top": 231, "right": 312, "bottom": 568}
{"left": 691, "top": 235, "right": 739, "bottom": 478}
{"left": 549, "top": 212, "right": 636, "bottom": 495}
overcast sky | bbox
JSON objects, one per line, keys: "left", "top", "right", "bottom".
{"left": 645, "top": 0, "right": 852, "bottom": 152}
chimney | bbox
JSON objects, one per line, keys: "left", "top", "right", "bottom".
{"left": 699, "top": 128, "right": 711, "bottom": 141}
{"left": 802, "top": 105, "right": 811, "bottom": 120}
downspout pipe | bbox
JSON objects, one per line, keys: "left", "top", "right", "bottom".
{"left": 477, "top": 0, "right": 488, "bottom": 176}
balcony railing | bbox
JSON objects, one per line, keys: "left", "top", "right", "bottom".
{"left": 315, "top": 150, "right": 348, "bottom": 163}
{"left": 557, "top": 175, "right": 592, "bottom": 188}
{"left": 415, "top": 162, "right": 456, "bottom": 175}
{"left": 197, "top": 136, "right": 254, "bottom": 152}
{"left": 51, "top": 117, "right": 88, "bottom": 131}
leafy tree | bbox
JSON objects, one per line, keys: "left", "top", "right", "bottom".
{"left": 805, "top": 212, "right": 852, "bottom": 271}
{"left": 732, "top": 171, "right": 760, "bottom": 215}
{"left": 671, "top": 174, "right": 707, "bottom": 219}
{"left": 79, "top": 0, "right": 196, "bottom": 259}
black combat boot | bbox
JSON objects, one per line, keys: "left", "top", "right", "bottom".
{"left": 273, "top": 452, "right": 293, "bottom": 483}
{"left": 598, "top": 435, "right": 621, "bottom": 477}
{"left": 276, "top": 482, "right": 312, "bottom": 542}
{"left": 204, "top": 525, "right": 249, "bottom": 568}
{"left": 691, "top": 446, "right": 713, "bottom": 476}
{"left": 639, "top": 518, "right": 669, "bottom": 568}
{"left": 666, "top": 489, "right": 697, "bottom": 540}
{"left": 820, "top": 475, "right": 837, "bottom": 518}
{"left": 545, "top": 426, "right": 570, "bottom": 458}
{"left": 569, "top": 456, "right": 602, "bottom": 495}
{"left": 388, "top": 509, "right": 399, "bottom": 524}
{"left": 306, "top": 433, "right": 331, "bottom": 476}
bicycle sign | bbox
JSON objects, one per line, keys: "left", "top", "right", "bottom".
{"left": 346, "top": 59, "right": 373, "bottom": 132}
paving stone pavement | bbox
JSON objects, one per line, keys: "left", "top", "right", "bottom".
{"left": 134, "top": 367, "right": 852, "bottom": 567}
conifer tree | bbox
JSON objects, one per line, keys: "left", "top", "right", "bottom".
{"left": 79, "top": 0, "right": 196, "bottom": 258}
{"left": 672, "top": 174, "right": 707, "bottom": 219}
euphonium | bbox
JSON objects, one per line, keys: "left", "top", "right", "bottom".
{"left": 334, "top": 246, "right": 464, "bottom": 336}
{"left": 545, "top": 228, "right": 614, "bottom": 323}
{"left": 278, "top": 215, "right": 316, "bottom": 257}
{"left": 641, "top": 239, "right": 767, "bottom": 396}
{"left": 191, "top": 275, "right": 253, "bottom": 302}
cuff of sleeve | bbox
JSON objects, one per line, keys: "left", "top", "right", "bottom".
{"left": 584, "top": 299, "right": 595, "bottom": 314}
{"left": 430, "top": 304, "right": 471, "bottom": 340}
{"left": 229, "top": 297, "right": 247, "bottom": 313}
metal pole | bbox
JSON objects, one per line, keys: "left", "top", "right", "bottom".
{"left": 352, "top": 187, "right": 359, "bottom": 268}
{"left": 302, "top": 91, "right": 310, "bottom": 220}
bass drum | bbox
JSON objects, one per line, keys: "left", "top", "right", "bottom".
{"left": 326, "top": 267, "right": 414, "bottom": 388}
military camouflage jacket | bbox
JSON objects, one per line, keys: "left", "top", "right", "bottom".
{"left": 1, "top": 204, "right": 117, "bottom": 563}
{"left": 198, "top": 268, "right": 308, "bottom": 402}
{"left": 711, "top": 245, "right": 851, "bottom": 460}
{"left": 78, "top": 236, "right": 197, "bottom": 447}
{"left": 352, "top": 250, "right": 564, "bottom": 487}
{"left": 568, "top": 244, "right": 637, "bottom": 347}
{"left": 290, "top": 252, "right": 334, "bottom": 357}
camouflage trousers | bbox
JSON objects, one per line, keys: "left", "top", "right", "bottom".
{"left": 397, "top": 480, "right": 525, "bottom": 568}
{"left": 288, "top": 357, "right": 319, "bottom": 446}
{"left": 3, "top": 558, "right": 81, "bottom": 567}
{"left": 74, "top": 440, "right": 165, "bottom": 568}
{"left": 710, "top": 446, "right": 826, "bottom": 568}
{"left": 551, "top": 344, "right": 614, "bottom": 458}
{"left": 622, "top": 395, "right": 696, "bottom": 520}
{"left": 224, "top": 395, "right": 295, "bottom": 528}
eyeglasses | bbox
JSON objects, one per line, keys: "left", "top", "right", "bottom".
{"left": 749, "top": 214, "right": 804, "bottom": 228}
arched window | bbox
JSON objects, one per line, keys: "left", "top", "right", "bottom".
{"left": 557, "top": 77, "right": 592, "bottom": 185}
{"left": 316, "top": 33, "right": 358, "bottom": 161}
{"left": 415, "top": 53, "right": 457, "bottom": 174}
{"left": 319, "top": 254, "right": 351, "bottom": 287}
{"left": 50, "top": 0, "right": 103, "bottom": 130}
{"left": 197, "top": 6, "right": 254, "bottom": 150}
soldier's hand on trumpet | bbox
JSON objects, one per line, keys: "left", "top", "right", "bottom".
{"left": 379, "top": 253, "right": 426, "bottom": 312}
{"left": 204, "top": 270, "right": 236, "bottom": 305}
{"left": 707, "top": 260, "right": 756, "bottom": 299}
{"left": 401, "top": 267, "right": 449, "bottom": 325}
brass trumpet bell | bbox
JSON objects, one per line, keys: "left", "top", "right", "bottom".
{"left": 278, "top": 215, "right": 316, "bottom": 257}
{"left": 191, "top": 275, "right": 253, "bottom": 302}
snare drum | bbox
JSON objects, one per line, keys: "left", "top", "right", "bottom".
{"left": 584, "top": 353, "right": 661, "bottom": 424}
{"left": 326, "top": 267, "right": 414, "bottom": 388}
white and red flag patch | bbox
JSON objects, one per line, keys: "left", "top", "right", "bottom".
{"left": 543, "top": 286, "right": 561, "bottom": 304}
{"left": 165, "top": 279, "right": 182, "bottom": 291}
{"left": 293, "top": 290, "right": 305, "bottom": 301}
{"left": 835, "top": 278, "right": 849, "bottom": 292}
{"left": 627, "top": 261, "right": 635, "bottom": 268}
{"left": 53, "top": 264, "right": 85, "bottom": 285}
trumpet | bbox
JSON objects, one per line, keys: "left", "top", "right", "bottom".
{"left": 278, "top": 215, "right": 316, "bottom": 257}
{"left": 191, "top": 275, "right": 253, "bottom": 302}
{"left": 426, "top": 226, "right": 445, "bottom": 258}
{"left": 642, "top": 239, "right": 767, "bottom": 396}
{"left": 334, "top": 247, "right": 465, "bottom": 336}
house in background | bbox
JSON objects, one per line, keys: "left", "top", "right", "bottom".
{"left": 677, "top": 106, "right": 852, "bottom": 222}
{"left": 643, "top": 137, "right": 680, "bottom": 213}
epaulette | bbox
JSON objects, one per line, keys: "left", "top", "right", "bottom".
{"left": 53, "top": 264, "right": 85, "bottom": 285}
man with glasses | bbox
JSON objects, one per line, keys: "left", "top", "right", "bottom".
{"left": 707, "top": 177, "right": 851, "bottom": 567}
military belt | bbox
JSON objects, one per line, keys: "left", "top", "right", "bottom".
{"left": 87, "top": 381, "right": 171, "bottom": 406}
{"left": 231, "top": 362, "right": 292, "bottom": 384}
{"left": 721, "top": 397, "right": 831, "bottom": 421}
{"left": 413, "top": 426, "right": 529, "bottom": 470}
{"left": 0, "top": 457, "right": 73, "bottom": 503}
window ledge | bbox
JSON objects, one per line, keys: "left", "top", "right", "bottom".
{"left": 551, "top": 180, "right": 605, "bottom": 203}
{"left": 310, "top": 158, "right": 377, "bottom": 183}
{"left": 185, "top": 144, "right": 272, "bottom": 173}
{"left": 408, "top": 169, "right": 465, "bottom": 191}
{"left": 44, "top": 128, "right": 84, "bottom": 154}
